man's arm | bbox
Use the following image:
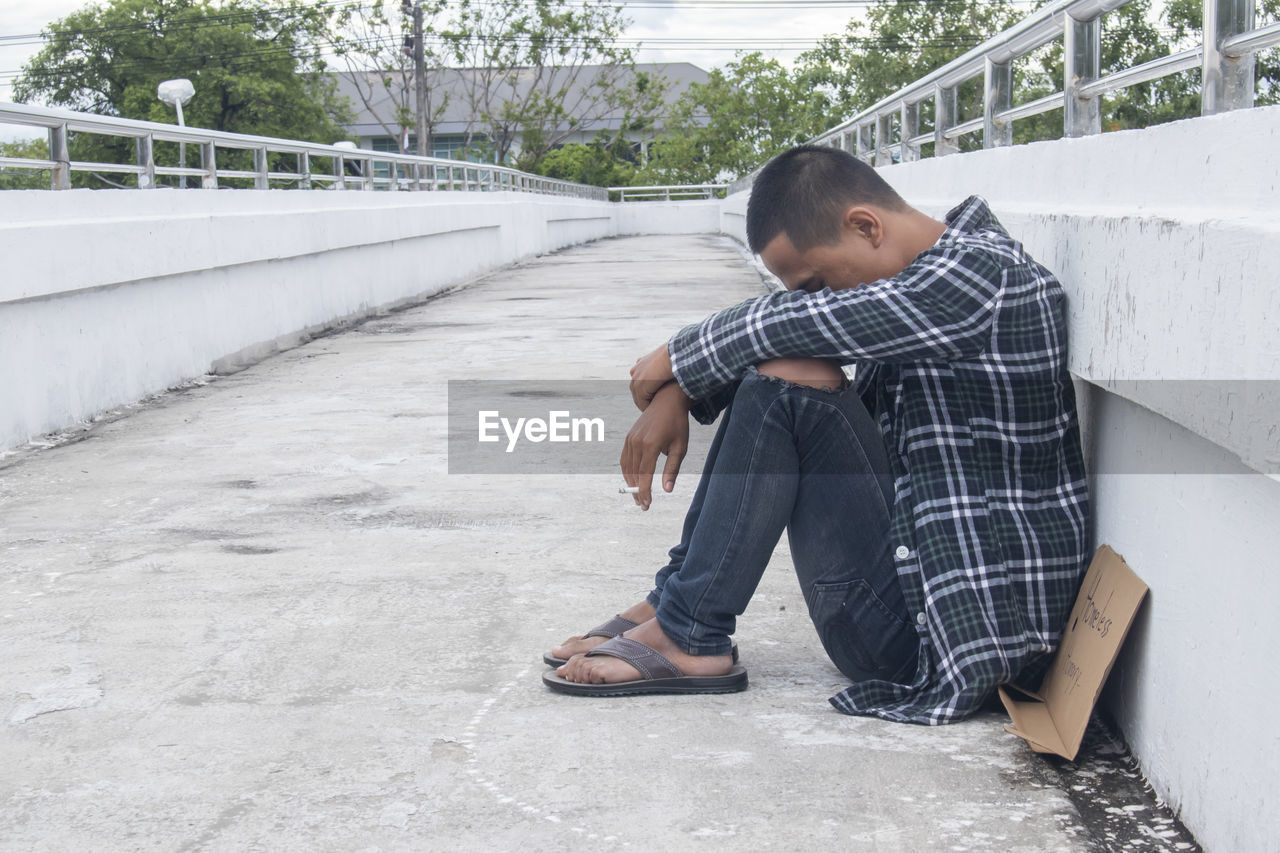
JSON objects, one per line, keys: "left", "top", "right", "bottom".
{"left": 629, "top": 341, "right": 736, "bottom": 426}
{"left": 664, "top": 244, "right": 1005, "bottom": 407}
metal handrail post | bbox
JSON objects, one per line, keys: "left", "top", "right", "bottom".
{"left": 298, "top": 152, "right": 310, "bottom": 190}
{"left": 201, "top": 141, "right": 218, "bottom": 189}
{"left": 49, "top": 123, "right": 70, "bottom": 190}
{"left": 901, "top": 102, "right": 921, "bottom": 162}
{"left": 875, "top": 113, "right": 894, "bottom": 165}
{"left": 934, "top": 85, "right": 960, "bottom": 156}
{"left": 136, "top": 134, "right": 155, "bottom": 189}
{"left": 362, "top": 156, "right": 374, "bottom": 190}
{"left": 1203, "top": 0, "right": 1256, "bottom": 114}
{"left": 984, "top": 58, "right": 1014, "bottom": 147}
{"left": 333, "top": 154, "right": 345, "bottom": 190}
{"left": 254, "top": 147, "right": 269, "bottom": 189}
{"left": 1065, "top": 14, "right": 1103, "bottom": 136}
{"left": 857, "top": 123, "right": 874, "bottom": 163}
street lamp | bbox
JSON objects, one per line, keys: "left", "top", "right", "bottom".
{"left": 157, "top": 78, "right": 195, "bottom": 187}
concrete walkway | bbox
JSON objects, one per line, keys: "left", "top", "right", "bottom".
{"left": 1, "top": 236, "right": 1182, "bottom": 851}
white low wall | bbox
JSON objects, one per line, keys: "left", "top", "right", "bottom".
{"left": 613, "top": 198, "right": 722, "bottom": 236}
{"left": 849, "top": 108, "right": 1277, "bottom": 853}
{"left": 0, "top": 190, "right": 614, "bottom": 451}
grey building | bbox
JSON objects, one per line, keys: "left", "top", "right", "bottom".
{"left": 332, "top": 62, "right": 709, "bottom": 162}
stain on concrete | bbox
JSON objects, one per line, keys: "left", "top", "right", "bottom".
{"left": 164, "top": 527, "right": 254, "bottom": 542}
{"left": 219, "top": 544, "right": 280, "bottom": 555}
{"left": 312, "top": 488, "right": 391, "bottom": 508}
{"left": 221, "top": 479, "right": 258, "bottom": 489}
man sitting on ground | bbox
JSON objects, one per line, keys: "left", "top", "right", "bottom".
{"left": 543, "top": 144, "right": 1090, "bottom": 724}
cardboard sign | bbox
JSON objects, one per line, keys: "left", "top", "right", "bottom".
{"left": 1000, "top": 545, "right": 1149, "bottom": 760}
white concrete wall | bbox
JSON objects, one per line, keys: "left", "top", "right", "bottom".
{"left": 0, "top": 190, "right": 615, "bottom": 452}
{"left": 613, "top": 198, "right": 722, "bottom": 236}
{"left": 821, "top": 107, "right": 1277, "bottom": 853}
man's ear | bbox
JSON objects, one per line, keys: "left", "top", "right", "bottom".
{"left": 842, "top": 206, "right": 885, "bottom": 248}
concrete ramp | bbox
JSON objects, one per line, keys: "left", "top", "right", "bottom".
{"left": 1, "top": 236, "right": 1188, "bottom": 850}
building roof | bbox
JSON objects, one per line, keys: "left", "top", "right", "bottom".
{"left": 332, "top": 62, "right": 709, "bottom": 139}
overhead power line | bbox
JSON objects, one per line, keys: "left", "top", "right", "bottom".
{"left": 0, "top": 0, "right": 1045, "bottom": 44}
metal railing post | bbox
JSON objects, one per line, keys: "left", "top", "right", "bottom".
{"left": 48, "top": 123, "right": 71, "bottom": 190}
{"left": 254, "top": 147, "right": 269, "bottom": 189}
{"left": 135, "top": 134, "right": 155, "bottom": 189}
{"left": 298, "top": 152, "right": 310, "bottom": 190}
{"left": 934, "top": 85, "right": 959, "bottom": 157}
{"left": 875, "top": 113, "right": 893, "bottom": 166}
{"left": 1203, "top": 0, "right": 1256, "bottom": 114}
{"left": 201, "top": 141, "right": 218, "bottom": 189}
{"left": 983, "top": 58, "right": 1013, "bottom": 148}
{"left": 334, "top": 154, "right": 346, "bottom": 190}
{"left": 901, "top": 101, "right": 921, "bottom": 163}
{"left": 362, "top": 156, "right": 374, "bottom": 190}
{"left": 1065, "top": 14, "right": 1103, "bottom": 136}
{"left": 857, "top": 123, "right": 874, "bottom": 163}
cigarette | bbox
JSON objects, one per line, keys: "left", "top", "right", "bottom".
{"left": 618, "top": 486, "right": 640, "bottom": 494}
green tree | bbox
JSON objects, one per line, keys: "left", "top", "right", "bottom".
{"left": 799, "top": 0, "right": 1020, "bottom": 122}
{"left": 1165, "top": 0, "right": 1280, "bottom": 106}
{"left": 14, "top": 0, "right": 352, "bottom": 186}
{"left": 640, "top": 52, "right": 832, "bottom": 184}
{"left": 328, "top": 0, "right": 451, "bottom": 155}
{"left": 437, "top": 0, "right": 664, "bottom": 170}
{"left": 0, "top": 138, "right": 51, "bottom": 190}
{"left": 535, "top": 140, "right": 637, "bottom": 186}
{"left": 1014, "top": 0, "right": 1197, "bottom": 143}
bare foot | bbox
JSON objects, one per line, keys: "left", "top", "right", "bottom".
{"left": 557, "top": 617, "right": 733, "bottom": 684}
{"left": 550, "top": 599, "right": 656, "bottom": 661}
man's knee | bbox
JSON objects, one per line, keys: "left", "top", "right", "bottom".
{"left": 756, "top": 358, "right": 846, "bottom": 391}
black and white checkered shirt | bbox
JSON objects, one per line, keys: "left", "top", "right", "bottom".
{"left": 669, "top": 196, "right": 1090, "bottom": 724}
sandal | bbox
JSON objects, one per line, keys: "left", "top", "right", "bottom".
{"left": 543, "top": 615, "right": 739, "bottom": 667}
{"left": 541, "top": 636, "right": 748, "bottom": 696}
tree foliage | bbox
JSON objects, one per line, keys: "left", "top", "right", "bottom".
{"left": 800, "top": 0, "right": 1020, "bottom": 119}
{"left": 639, "top": 52, "right": 833, "bottom": 184}
{"left": 436, "top": 0, "right": 662, "bottom": 169}
{"left": 0, "top": 139, "right": 51, "bottom": 190}
{"left": 13, "top": 0, "right": 352, "bottom": 186}
{"left": 328, "top": 0, "right": 451, "bottom": 154}
{"left": 534, "top": 139, "right": 637, "bottom": 186}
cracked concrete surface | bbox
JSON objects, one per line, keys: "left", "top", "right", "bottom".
{"left": 1, "top": 235, "right": 1182, "bottom": 850}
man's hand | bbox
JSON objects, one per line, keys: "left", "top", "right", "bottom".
{"left": 629, "top": 342, "right": 676, "bottom": 411}
{"left": 620, "top": 381, "right": 691, "bottom": 511}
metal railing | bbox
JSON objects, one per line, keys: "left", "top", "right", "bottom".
{"left": 0, "top": 101, "right": 607, "bottom": 199}
{"left": 608, "top": 184, "right": 728, "bottom": 202}
{"left": 729, "top": 0, "right": 1280, "bottom": 192}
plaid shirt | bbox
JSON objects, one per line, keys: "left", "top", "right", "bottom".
{"left": 668, "top": 196, "right": 1090, "bottom": 724}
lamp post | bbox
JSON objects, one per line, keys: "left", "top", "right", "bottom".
{"left": 157, "top": 78, "right": 195, "bottom": 188}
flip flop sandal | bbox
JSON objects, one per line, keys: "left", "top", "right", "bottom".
{"left": 541, "top": 636, "right": 748, "bottom": 697}
{"left": 543, "top": 615, "right": 739, "bottom": 667}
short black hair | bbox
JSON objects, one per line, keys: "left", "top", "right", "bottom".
{"left": 746, "top": 145, "right": 907, "bottom": 253}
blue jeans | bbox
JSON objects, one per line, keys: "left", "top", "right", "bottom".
{"left": 647, "top": 367, "right": 919, "bottom": 684}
